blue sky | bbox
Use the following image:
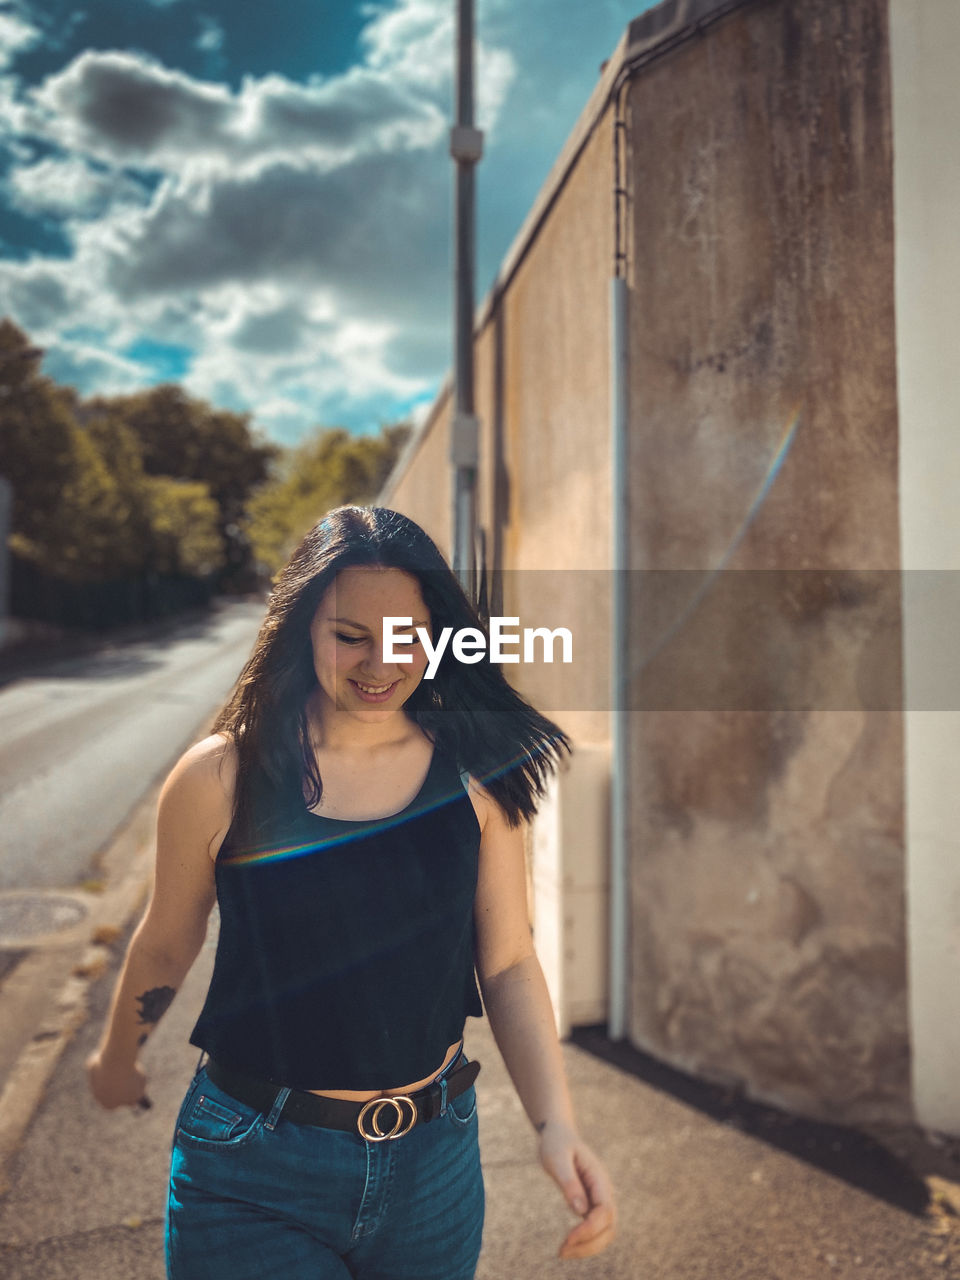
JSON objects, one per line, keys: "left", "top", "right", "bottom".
{"left": 0, "top": 0, "right": 656, "bottom": 442}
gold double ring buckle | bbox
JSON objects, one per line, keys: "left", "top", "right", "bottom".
{"left": 357, "top": 1094, "right": 418, "bottom": 1141}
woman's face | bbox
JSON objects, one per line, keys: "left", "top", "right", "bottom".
{"left": 309, "top": 565, "right": 432, "bottom": 721}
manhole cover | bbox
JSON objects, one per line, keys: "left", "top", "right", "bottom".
{"left": 0, "top": 892, "right": 89, "bottom": 947}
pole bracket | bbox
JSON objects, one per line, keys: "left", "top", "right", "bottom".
{"left": 449, "top": 125, "right": 484, "bottom": 163}
{"left": 450, "top": 412, "right": 479, "bottom": 468}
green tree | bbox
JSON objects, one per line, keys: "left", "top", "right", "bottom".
{"left": 8, "top": 417, "right": 136, "bottom": 582}
{"left": 2, "top": 317, "right": 410, "bottom": 605}
{"left": 0, "top": 319, "right": 78, "bottom": 545}
{"left": 79, "top": 409, "right": 156, "bottom": 573}
{"left": 246, "top": 421, "right": 411, "bottom": 574}
{"left": 1, "top": 323, "right": 228, "bottom": 585}
{"left": 143, "top": 476, "right": 225, "bottom": 577}
{"left": 85, "top": 385, "right": 277, "bottom": 587}
{"left": 81, "top": 409, "right": 226, "bottom": 578}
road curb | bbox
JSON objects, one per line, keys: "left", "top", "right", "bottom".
{"left": 0, "top": 774, "right": 162, "bottom": 1195}
{"left": 0, "top": 960, "right": 96, "bottom": 1195}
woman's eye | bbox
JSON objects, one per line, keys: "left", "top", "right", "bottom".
{"left": 334, "top": 631, "right": 421, "bottom": 646}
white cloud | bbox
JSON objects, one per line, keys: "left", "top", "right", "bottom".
{"left": 361, "top": 0, "right": 514, "bottom": 132}
{"left": 8, "top": 155, "right": 147, "bottom": 219}
{"left": 39, "top": 337, "right": 149, "bottom": 395}
{"left": 178, "top": 281, "right": 428, "bottom": 433}
{"left": 0, "top": 258, "right": 77, "bottom": 333}
{"left": 181, "top": 320, "right": 429, "bottom": 443}
{"left": 90, "top": 149, "right": 449, "bottom": 312}
{"left": 24, "top": 49, "right": 446, "bottom": 172}
{"left": 28, "top": 52, "right": 237, "bottom": 167}
{"left": 361, "top": 0, "right": 453, "bottom": 89}
{"left": 0, "top": 0, "right": 650, "bottom": 439}
{"left": 196, "top": 16, "right": 224, "bottom": 53}
{"left": 0, "top": 12, "right": 40, "bottom": 72}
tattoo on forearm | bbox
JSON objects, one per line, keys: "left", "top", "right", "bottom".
{"left": 135, "top": 986, "right": 176, "bottom": 1025}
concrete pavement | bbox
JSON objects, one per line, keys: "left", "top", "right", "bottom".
{"left": 0, "top": 791, "right": 958, "bottom": 1275}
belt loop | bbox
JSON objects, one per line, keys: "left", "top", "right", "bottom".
{"left": 264, "top": 1087, "right": 291, "bottom": 1131}
{"left": 438, "top": 1076, "right": 448, "bottom": 1118}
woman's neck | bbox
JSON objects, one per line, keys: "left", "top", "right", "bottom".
{"left": 305, "top": 693, "right": 418, "bottom": 755}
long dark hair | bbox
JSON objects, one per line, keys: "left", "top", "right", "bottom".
{"left": 215, "top": 505, "right": 572, "bottom": 842}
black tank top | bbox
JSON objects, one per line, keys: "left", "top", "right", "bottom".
{"left": 189, "top": 742, "right": 484, "bottom": 1090}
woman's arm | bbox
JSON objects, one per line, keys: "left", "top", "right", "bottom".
{"left": 471, "top": 781, "right": 617, "bottom": 1261}
{"left": 86, "top": 735, "right": 234, "bottom": 1109}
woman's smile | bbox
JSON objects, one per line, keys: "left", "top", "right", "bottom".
{"left": 348, "top": 678, "right": 400, "bottom": 703}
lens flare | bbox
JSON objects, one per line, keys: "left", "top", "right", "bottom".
{"left": 627, "top": 403, "right": 802, "bottom": 682}
{"left": 222, "top": 750, "right": 545, "bottom": 868}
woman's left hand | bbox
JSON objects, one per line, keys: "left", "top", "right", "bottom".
{"left": 538, "top": 1121, "right": 617, "bottom": 1260}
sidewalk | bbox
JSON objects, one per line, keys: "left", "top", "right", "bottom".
{"left": 0, "top": 921, "right": 958, "bottom": 1279}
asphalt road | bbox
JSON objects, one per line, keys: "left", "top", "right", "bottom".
{"left": 0, "top": 601, "right": 265, "bottom": 893}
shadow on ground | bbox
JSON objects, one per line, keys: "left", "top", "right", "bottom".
{"left": 571, "top": 1024, "right": 960, "bottom": 1217}
{"left": 0, "top": 597, "right": 265, "bottom": 689}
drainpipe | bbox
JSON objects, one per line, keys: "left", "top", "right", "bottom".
{"left": 450, "top": 0, "right": 483, "bottom": 597}
{"left": 608, "top": 88, "right": 630, "bottom": 1042}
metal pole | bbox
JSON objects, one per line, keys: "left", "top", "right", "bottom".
{"left": 450, "top": 0, "right": 483, "bottom": 597}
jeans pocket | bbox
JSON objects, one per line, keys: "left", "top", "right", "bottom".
{"left": 175, "top": 1070, "right": 264, "bottom": 1151}
{"left": 172, "top": 1069, "right": 204, "bottom": 1137}
{"left": 445, "top": 1083, "right": 477, "bottom": 1128}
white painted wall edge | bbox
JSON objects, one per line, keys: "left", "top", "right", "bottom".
{"left": 889, "top": 0, "right": 960, "bottom": 1135}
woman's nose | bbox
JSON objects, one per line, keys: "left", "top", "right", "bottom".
{"left": 357, "top": 640, "right": 397, "bottom": 679}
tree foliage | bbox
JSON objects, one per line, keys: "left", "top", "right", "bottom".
{"left": 0, "top": 319, "right": 79, "bottom": 546}
{"left": 246, "top": 422, "right": 411, "bottom": 574}
{"left": 143, "top": 476, "right": 225, "bottom": 577}
{"left": 0, "top": 316, "right": 413, "bottom": 604}
{"left": 83, "top": 384, "right": 277, "bottom": 588}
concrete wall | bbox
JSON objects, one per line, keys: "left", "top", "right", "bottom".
{"left": 385, "top": 74, "right": 620, "bottom": 750}
{"left": 385, "top": 385, "right": 454, "bottom": 562}
{"left": 624, "top": 0, "right": 907, "bottom": 1123}
{"left": 380, "top": 0, "right": 948, "bottom": 1128}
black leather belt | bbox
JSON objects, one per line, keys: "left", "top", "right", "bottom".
{"left": 205, "top": 1055, "right": 481, "bottom": 1141}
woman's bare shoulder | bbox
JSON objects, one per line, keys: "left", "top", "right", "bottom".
{"left": 159, "top": 733, "right": 238, "bottom": 859}
{"left": 166, "top": 731, "right": 237, "bottom": 791}
{"left": 460, "top": 773, "right": 505, "bottom": 833}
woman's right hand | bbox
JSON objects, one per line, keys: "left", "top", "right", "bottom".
{"left": 85, "top": 1050, "right": 149, "bottom": 1110}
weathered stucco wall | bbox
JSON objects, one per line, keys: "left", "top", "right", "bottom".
{"left": 382, "top": 0, "right": 913, "bottom": 1125}
{"left": 624, "top": 0, "right": 906, "bottom": 1122}
{"left": 385, "top": 387, "right": 453, "bottom": 561}
{"left": 386, "top": 93, "right": 618, "bottom": 749}
{"left": 476, "top": 105, "right": 614, "bottom": 746}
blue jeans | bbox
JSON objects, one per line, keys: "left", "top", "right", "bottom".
{"left": 165, "top": 1057, "right": 484, "bottom": 1279}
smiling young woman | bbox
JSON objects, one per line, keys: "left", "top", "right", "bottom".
{"left": 86, "top": 505, "right": 616, "bottom": 1279}
{"left": 309, "top": 563, "right": 431, "bottom": 720}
